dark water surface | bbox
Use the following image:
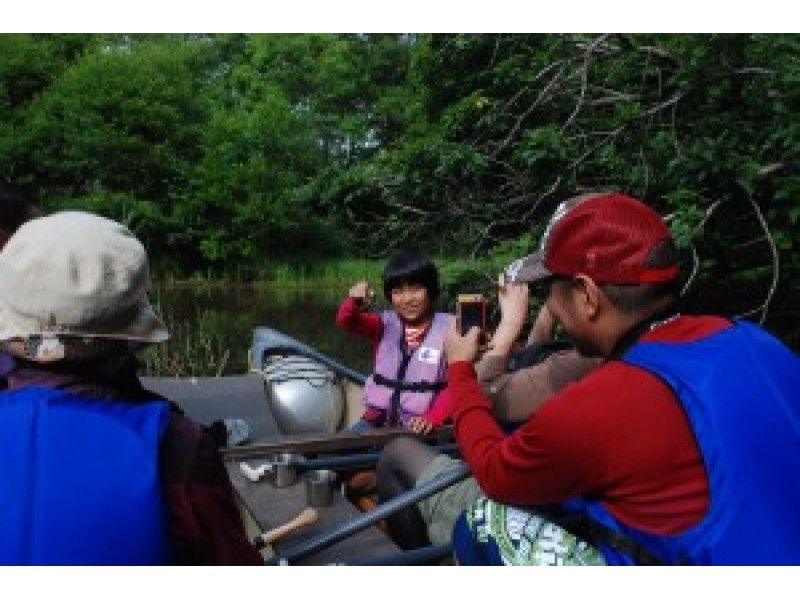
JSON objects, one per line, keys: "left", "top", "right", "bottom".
{"left": 143, "top": 281, "right": 799, "bottom": 378}
{"left": 143, "top": 284, "right": 375, "bottom": 377}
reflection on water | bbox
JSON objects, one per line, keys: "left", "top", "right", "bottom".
{"left": 142, "top": 280, "right": 800, "bottom": 378}
{"left": 142, "top": 284, "right": 374, "bottom": 377}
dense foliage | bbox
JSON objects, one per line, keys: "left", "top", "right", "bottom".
{"left": 0, "top": 33, "right": 797, "bottom": 341}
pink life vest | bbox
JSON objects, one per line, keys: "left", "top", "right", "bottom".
{"left": 361, "top": 311, "right": 451, "bottom": 426}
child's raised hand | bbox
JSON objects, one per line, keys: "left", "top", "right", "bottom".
{"left": 349, "top": 280, "right": 374, "bottom": 303}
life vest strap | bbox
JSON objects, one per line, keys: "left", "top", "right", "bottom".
{"left": 373, "top": 372, "right": 446, "bottom": 393}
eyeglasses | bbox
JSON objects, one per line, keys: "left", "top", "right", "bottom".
{"left": 529, "top": 275, "right": 570, "bottom": 301}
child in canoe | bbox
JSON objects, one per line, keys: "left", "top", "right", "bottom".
{"left": 336, "top": 251, "right": 453, "bottom": 434}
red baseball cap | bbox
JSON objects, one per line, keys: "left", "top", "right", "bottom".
{"left": 506, "top": 193, "right": 679, "bottom": 285}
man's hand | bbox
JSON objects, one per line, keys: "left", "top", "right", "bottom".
{"left": 348, "top": 280, "right": 374, "bottom": 303}
{"left": 445, "top": 317, "right": 482, "bottom": 364}
{"left": 407, "top": 416, "right": 434, "bottom": 435}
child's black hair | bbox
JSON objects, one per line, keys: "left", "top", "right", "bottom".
{"left": 382, "top": 250, "right": 440, "bottom": 302}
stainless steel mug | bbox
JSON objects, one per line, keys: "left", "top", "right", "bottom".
{"left": 305, "top": 469, "right": 336, "bottom": 507}
{"left": 270, "top": 452, "right": 297, "bottom": 488}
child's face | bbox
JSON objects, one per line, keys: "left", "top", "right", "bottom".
{"left": 390, "top": 282, "right": 431, "bottom": 325}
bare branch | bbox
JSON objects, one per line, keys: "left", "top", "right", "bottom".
{"left": 572, "top": 35, "right": 619, "bottom": 55}
{"left": 490, "top": 62, "right": 569, "bottom": 158}
{"left": 519, "top": 174, "right": 565, "bottom": 223}
{"left": 736, "top": 197, "right": 780, "bottom": 324}
{"left": 383, "top": 199, "right": 431, "bottom": 217}
{"left": 586, "top": 85, "right": 639, "bottom": 102}
{"left": 680, "top": 242, "right": 700, "bottom": 298}
{"left": 488, "top": 34, "right": 502, "bottom": 68}
{"left": 490, "top": 59, "right": 566, "bottom": 127}
{"left": 644, "top": 90, "right": 688, "bottom": 117}
{"left": 676, "top": 199, "right": 723, "bottom": 299}
{"left": 732, "top": 66, "right": 775, "bottom": 75}
{"left": 731, "top": 236, "right": 776, "bottom": 251}
{"left": 494, "top": 86, "right": 529, "bottom": 117}
{"left": 562, "top": 34, "right": 611, "bottom": 132}
{"left": 671, "top": 98, "right": 683, "bottom": 158}
{"left": 562, "top": 57, "right": 589, "bottom": 132}
{"left": 694, "top": 199, "right": 724, "bottom": 235}
{"left": 757, "top": 162, "right": 784, "bottom": 177}
{"left": 586, "top": 95, "right": 639, "bottom": 106}
{"left": 634, "top": 44, "right": 678, "bottom": 64}
{"left": 470, "top": 221, "right": 497, "bottom": 259}
{"left": 569, "top": 124, "right": 626, "bottom": 169}
{"left": 639, "top": 147, "right": 650, "bottom": 197}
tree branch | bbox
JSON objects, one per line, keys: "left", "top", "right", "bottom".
{"left": 490, "top": 61, "right": 568, "bottom": 158}
{"left": 561, "top": 34, "right": 610, "bottom": 133}
{"left": 737, "top": 197, "right": 780, "bottom": 324}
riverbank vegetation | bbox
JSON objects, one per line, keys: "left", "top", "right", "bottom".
{"left": 1, "top": 34, "right": 797, "bottom": 345}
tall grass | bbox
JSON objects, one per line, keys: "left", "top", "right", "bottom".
{"left": 256, "top": 257, "right": 512, "bottom": 294}
{"left": 141, "top": 312, "right": 232, "bottom": 378}
{"left": 153, "top": 255, "right": 516, "bottom": 292}
{"left": 257, "top": 259, "right": 386, "bottom": 289}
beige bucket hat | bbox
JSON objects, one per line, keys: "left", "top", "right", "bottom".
{"left": 0, "top": 211, "right": 168, "bottom": 359}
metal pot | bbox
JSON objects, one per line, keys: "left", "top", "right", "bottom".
{"left": 262, "top": 355, "right": 344, "bottom": 435}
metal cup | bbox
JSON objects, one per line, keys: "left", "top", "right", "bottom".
{"left": 305, "top": 469, "right": 336, "bottom": 507}
{"left": 270, "top": 452, "right": 297, "bottom": 488}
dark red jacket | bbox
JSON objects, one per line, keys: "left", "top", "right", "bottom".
{"left": 5, "top": 360, "right": 262, "bottom": 565}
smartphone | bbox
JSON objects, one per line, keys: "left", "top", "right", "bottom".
{"left": 457, "top": 293, "right": 487, "bottom": 337}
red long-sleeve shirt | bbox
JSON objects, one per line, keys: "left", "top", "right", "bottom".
{"left": 335, "top": 296, "right": 383, "bottom": 348}
{"left": 335, "top": 296, "right": 454, "bottom": 426}
{"left": 451, "top": 315, "right": 729, "bottom": 535}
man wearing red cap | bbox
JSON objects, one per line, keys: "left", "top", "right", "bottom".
{"left": 446, "top": 193, "right": 800, "bottom": 565}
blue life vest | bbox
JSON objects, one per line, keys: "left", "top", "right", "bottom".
{"left": 566, "top": 320, "right": 800, "bottom": 565}
{"left": 0, "top": 386, "right": 173, "bottom": 565}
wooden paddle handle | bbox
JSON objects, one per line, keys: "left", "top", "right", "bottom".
{"left": 253, "top": 507, "right": 320, "bottom": 548}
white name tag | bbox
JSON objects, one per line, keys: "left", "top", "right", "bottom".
{"left": 417, "top": 346, "right": 441, "bottom": 365}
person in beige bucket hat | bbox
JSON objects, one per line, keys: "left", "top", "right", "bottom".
{"left": 0, "top": 211, "right": 262, "bottom": 565}
{"left": 0, "top": 211, "right": 168, "bottom": 362}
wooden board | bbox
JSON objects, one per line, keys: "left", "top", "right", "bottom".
{"left": 226, "top": 460, "right": 400, "bottom": 565}
{"left": 142, "top": 372, "right": 403, "bottom": 564}
{"left": 222, "top": 425, "right": 454, "bottom": 461}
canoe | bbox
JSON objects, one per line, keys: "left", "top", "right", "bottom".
{"left": 141, "top": 326, "right": 460, "bottom": 565}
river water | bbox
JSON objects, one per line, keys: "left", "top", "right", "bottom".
{"left": 142, "top": 281, "right": 799, "bottom": 378}
{"left": 142, "top": 284, "right": 375, "bottom": 377}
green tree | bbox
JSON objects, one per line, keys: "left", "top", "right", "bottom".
{"left": 6, "top": 36, "right": 215, "bottom": 260}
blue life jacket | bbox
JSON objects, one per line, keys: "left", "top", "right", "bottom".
{"left": 566, "top": 320, "right": 800, "bottom": 565}
{"left": 0, "top": 386, "right": 173, "bottom": 565}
